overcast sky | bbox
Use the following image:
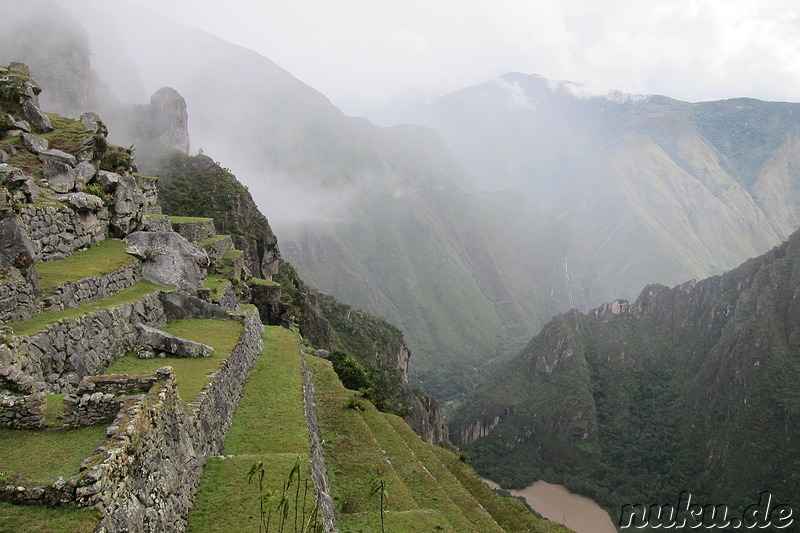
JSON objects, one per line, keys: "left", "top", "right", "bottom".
{"left": 125, "top": 0, "right": 800, "bottom": 115}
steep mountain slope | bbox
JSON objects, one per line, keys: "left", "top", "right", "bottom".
{"left": 4, "top": 3, "right": 604, "bottom": 401}
{"left": 450, "top": 228, "right": 800, "bottom": 517}
{"left": 381, "top": 73, "right": 799, "bottom": 300}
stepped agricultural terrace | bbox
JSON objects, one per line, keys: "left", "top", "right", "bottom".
{"left": 0, "top": 63, "right": 571, "bottom": 533}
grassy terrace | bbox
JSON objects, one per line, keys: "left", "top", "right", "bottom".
{"left": 306, "top": 356, "right": 570, "bottom": 533}
{"left": 169, "top": 216, "right": 213, "bottom": 224}
{"left": 35, "top": 239, "right": 137, "bottom": 295}
{"left": 188, "top": 326, "right": 313, "bottom": 532}
{"left": 0, "top": 504, "right": 99, "bottom": 533}
{"left": 105, "top": 318, "right": 244, "bottom": 404}
{"left": 199, "top": 234, "right": 230, "bottom": 246}
{"left": 5, "top": 280, "right": 172, "bottom": 337}
{"left": 202, "top": 274, "right": 230, "bottom": 301}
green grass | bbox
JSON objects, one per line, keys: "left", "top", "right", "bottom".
{"left": 0, "top": 137, "right": 42, "bottom": 177}
{"left": 249, "top": 277, "right": 279, "bottom": 287}
{"left": 214, "top": 249, "right": 244, "bottom": 277}
{"left": 188, "top": 326, "right": 315, "bottom": 532}
{"left": 202, "top": 275, "right": 230, "bottom": 301}
{"left": 0, "top": 425, "right": 107, "bottom": 485}
{"left": 305, "top": 356, "right": 420, "bottom": 517}
{"left": 43, "top": 394, "right": 65, "bottom": 428}
{"left": 35, "top": 239, "right": 137, "bottom": 295}
{"left": 169, "top": 216, "right": 213, "bottom": 224}
{"left": 224, "top": 326, "right": 308, "bottom": 454}
{"left": 0, "top": 503, "right": 99, "bottom": 533}
{"left": 5, "top": 281, "right": 172, "bottom": 337}
{"left": 199, "top": 235, "right": 229, "bottom": 245}
{"left": 105, "top": 319, "right": 243, "bottom": 404}
{"left": 41, "top": 114, "right": 86, "bottom": 155}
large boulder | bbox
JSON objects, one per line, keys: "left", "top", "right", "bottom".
{"left": 136, "top": 324, "right": 213, "bottom": 358}
{"left": 125, "top": 231, "right": 209, "bottom": 291}
{"left": 39, "top": 149, "right": 77, "bottom": 193}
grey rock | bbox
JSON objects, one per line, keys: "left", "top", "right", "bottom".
{"left": 54, "top": 192, "right": 104, "bottom": 211}
{"left": 0, "top": 150, "right": 8, "bottom": 163}
{"left": 124, "top": 231, "right": 208, "bottom": 290}
{"left": 21, "top": 132, "right": 48, "bottom": 154}
{"left": 8, "top": 62, "right": 31, "bottom": 77}
{"left": 97, "top": 170, "right": 120, "bottom": 193}
{"left": 22, "top": 99, "right": 53, "bottom": 133}
{"left": 79, "top": 112, "right": 104, "bottom": 134}
{"left": 0, "top": 166, "right": 27, "bottom": 185}
{"left": 22, "top": 180, "right": 42, "bottom": 202}
{"left": 40, "top": 150, "right": 77, "bottom": 193}
{"left": 12, "top": 121, "right": 31, "bottom": 133}
{"left": 137, "top": 324, "right": 213, "bottom": 358}
{"left": 74, "top": 161, "right": 97, "bottom": 185}
{"left": 38, "top": 149, "right": 77, "bottom": 168}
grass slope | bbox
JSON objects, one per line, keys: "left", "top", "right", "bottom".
{"left": 306, "top": 355, "right": 569, "bottom": 532}
{"left": 187, "top": 326, "right": 314, "bottom": 533}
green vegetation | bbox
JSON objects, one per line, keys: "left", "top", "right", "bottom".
{"left": 188, "top": 326, "right": 314, "bottom": 532}
{"left": 212, "top": 248, "right": 243, "bottom": 277}
{"left": 0, "top": 425, "right": 107, "bottom": 485}
{"left": 169, "top": 216, "right": 213, "bottom": 224}
{"left": 0, "top": 137, "right": 42, "bottom": 177}
{"left": 152, "top": 152, "right": 277, "bottom": 242}
{"left": 99, "top": 144, "right": 134, "bottom": 173}
{"left": 41, "top": 114, "right": 86, "bottom": 154}
{"left": 35, "top": 239, "right": 136, "bottom": 295}
{"left": 0, "top": 503, "right": 99, "bottom": 533}
{"left": 306, "top": 355, "right": 567, "bottom": 532}
{"left": 44, "top": 393, "right": 65, "bottom": 428}
{"left": 249, "top": 277, "right": 279, "bottom": 287}
{"left": 199, "top": 234, "right": 229, "bottom": 245}
{"left": 5, "top": 280, "right": 172, "bottom": 337}
{"left": 455, "top": 230, "right": 800, "bottom": 521}
{"left": 202, "top": 274, "right": 231, "bottom": 301}
{"left": 105, "top": 318, "right": 243, "bottom": 403}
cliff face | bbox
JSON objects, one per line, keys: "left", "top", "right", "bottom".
{"left": 451, "top": 229, "right": 800, "bottom": 512}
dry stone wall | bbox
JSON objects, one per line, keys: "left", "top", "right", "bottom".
{"left": 19, "top": 200, "right": 109, "bottom": 262}
{"left": 0, "top": 276, "right": 41, "bottom": 323}
{"left": 43, "top": 261, "right": 141, "bottom": 311}
{"left": 0, "top": 391, "right": 45, "bottom": 429}
{"left": 302, "top": 359, "right": 338, "bottom": 533}
{"left": 0, "top": 291, "right": 166, "bottom": 392}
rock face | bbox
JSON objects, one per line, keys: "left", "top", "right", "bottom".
{"left": 147, "top": 87, "right": 190, "bottom": 154}
{"left": 125, "top": 231, "right": 209, "bottom": 291}
{"left": 452, "top": 229, "right": 800, "bottom": 515}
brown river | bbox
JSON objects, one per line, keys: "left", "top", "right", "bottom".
{"left": 483, "top": 479, "right": 617, "bottom": 533}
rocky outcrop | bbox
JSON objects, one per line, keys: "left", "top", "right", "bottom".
{"left": 147, "top": 87, "right": 190, "bottom": 154}
{"left": 1, "top": 62, "right": 52, "bottom": 133}
{"left": 125, "top": 231, "right": 209, "bottom": 291}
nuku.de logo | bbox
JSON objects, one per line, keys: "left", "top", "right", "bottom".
{"left": 619, "top": 491, "right": 793, "bottom": 529}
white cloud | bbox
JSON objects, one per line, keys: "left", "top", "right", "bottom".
{"left": 92, "top": 0, "right": 800, "bottom": 113}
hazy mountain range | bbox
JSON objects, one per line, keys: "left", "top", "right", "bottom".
{"left": 5, "top": 1, "right": 800, "bottom": 409}
{"left": 378, "top": 72, "right": 800, "bottom": 299}
{"left": 449, "top": 227, "right": 800, "bottom": 519}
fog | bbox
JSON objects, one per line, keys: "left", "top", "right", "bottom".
{"left": 105, "top": 0, "right": 800, "bottom": 116}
